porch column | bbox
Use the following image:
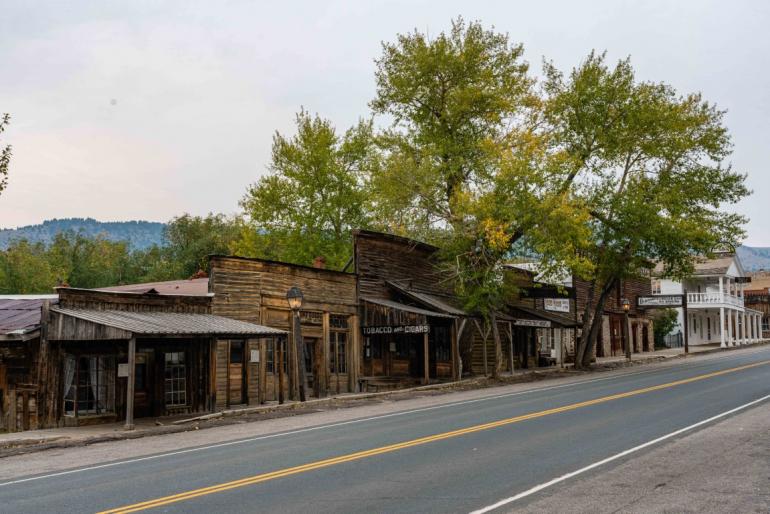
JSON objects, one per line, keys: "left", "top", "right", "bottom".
{"left": 719, "top": 307, "right": 726, "bottom": 348}
{"left": 727, "top": 309, "right": 734, "bottom": 346}
{"left": 757, "top": 314, "right": 762, "bottom": 341}
{"left": 125, "top": 336, "right": 136, "bottom": 430}
{"left": 742, "top": 311, "right": 747, "bottom": 345}
{"left": 423, "top": 332, "right": 430, "bottom": 385}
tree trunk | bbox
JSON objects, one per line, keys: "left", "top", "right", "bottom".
{"left": 491, "top": 311, "right": 503, "bottom": 379}
{"left": 575, "top": 278, "right": 618, "bottom": 369}
{"left": 575, "top": 281, "right": 597, "bottom": 368}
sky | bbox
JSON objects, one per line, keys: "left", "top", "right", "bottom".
{"left": 1, "top": 0, "right": 769, "bottom": 244}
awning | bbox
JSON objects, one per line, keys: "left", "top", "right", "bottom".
{"left": 360, "top": 297, "right": 456, "bottom": 319}
{"left": 386, "top": 281, "right": 468, "bottom": 316}
{"left": 50, "top": 307, "right": 286, "bottom": 339}
{"left": 508, "top": 306, "right": 578, "bottom": 328}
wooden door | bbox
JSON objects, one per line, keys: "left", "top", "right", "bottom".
{"left": 0, "top": 365, "right": 6, "bottom": 430}
{"left": 228, "top": 341, "right": 246, "bottom": 405}
{"left": 610, "top": 316, "right": 623, "bottom": 356}
{"left": 133, "top": 351, "right": 154, "bottom": 418}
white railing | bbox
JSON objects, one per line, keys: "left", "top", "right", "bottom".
{"left": 686, "top": 292, "right": 744, "bottom": 308}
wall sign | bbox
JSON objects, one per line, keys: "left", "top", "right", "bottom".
{"left": 250, "top": 349, "right": 260, "bottom": 363}
{"left": 513, "top": 319, "right": 551, "bottom": 328}
{"left": 118, "top": 363, "right": 129, "bottom": 377}
{"left": 544, "top": 298, "right": 571, "bottom": 313}
{"left": 362, "top": 325, "right": 430, "bottom": 335}
{"left": 637, "top": 295, "right": 684, "bottom": 308}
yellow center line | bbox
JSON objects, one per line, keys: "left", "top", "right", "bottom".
{"left": 98, "top": 359, "right": 770, "bottom": 514}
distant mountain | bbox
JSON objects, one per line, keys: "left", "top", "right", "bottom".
{"left": 737, "top": 245, "right": 770, "bottom": 272}
{"left": 0, "top": 218, "right": 166, "bottom": 250}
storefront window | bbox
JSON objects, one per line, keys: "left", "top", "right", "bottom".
{"left": 433, "top": 326, "right": 450, "bottom": 361}
{"left": 164, "top": 352, "right": 187, "bottom": 406}
{"left": 330, "top": 332, "right": 347, "bottom": 373}
{"left": 63, "top": 355, "right": 116, "bottom": 416}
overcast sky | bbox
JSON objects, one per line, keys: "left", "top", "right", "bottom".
{"left": 1, "top": 1, "right": 768, "bottom": 244}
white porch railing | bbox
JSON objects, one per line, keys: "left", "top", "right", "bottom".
{"left": 686, "top": 292, "right": 744, "bottom": 308}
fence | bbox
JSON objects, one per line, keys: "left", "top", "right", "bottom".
{"left": 663, "top": 332, "right": 683, "bottom": 348}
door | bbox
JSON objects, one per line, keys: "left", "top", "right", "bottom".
{"left": 303, "top": 337, "right": 317, "bottom": 393}
{"left": 228, "top": 341, "right": 246, "bottom": 405}
{"left": 643, "top": 325, "right": 650, "bottom": 352}
{"left": 133, "top": 351, "right": 154, "bottom": 418}
{"left": 610, "top": 316, "right": 623, "bottom": 356}
{"left": 0, "top": 365, "right": 6, "bottom": 430}
{"left": 632, "top": 323, "right": 639, "bottom": 353}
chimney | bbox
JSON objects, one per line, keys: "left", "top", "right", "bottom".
{"left": 313, "top": 256, "right": 326, "bottom": 269}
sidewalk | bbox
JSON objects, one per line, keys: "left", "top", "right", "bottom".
{"left": 1, "top": 340, "right": 766, "bottom": 457}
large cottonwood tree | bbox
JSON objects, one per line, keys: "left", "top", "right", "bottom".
{"left": 542, "top": 53, "right": 749, "bottom": 368}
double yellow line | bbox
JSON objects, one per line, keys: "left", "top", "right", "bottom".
{"left": 99, "top": 359, "right": 770, "bottom": 513}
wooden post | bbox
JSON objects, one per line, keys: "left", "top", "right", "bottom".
{"left": 507, "top": 322, "right": 514, "bottom": 374}
{"left": 258, "top": 339, "right": 266, "bottom": 405}
{"left": 125, "top": 336, "right": 136, "bottom": 430}
{"left": 455, "top": 318, "right": 467, "bottom": 381}
{"left": 294, "top": 311, "right": 308, "bottom": 402}
{"left": 277, "top": 337, "right": 285, "bottom": 404}
{"left": 682, "top": 290, "right": 689, "bottom": 354}
{"left": 423, "top": 332, "right": 430, "bottom": 385}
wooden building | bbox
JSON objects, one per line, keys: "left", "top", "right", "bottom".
{"left": 353, "top": 230, "right": 472, "bottom": 387}
{"left": 575, "top": 276, "right": 655, "bottom": 357}
{"left": 0, "top": 296, "right": 57, "bottom": 432}
{"left": 209, "top": 255, "right": 359, "bottom": 399}
{"left": 26, "top": 288, "right": 284, "bottom": 430}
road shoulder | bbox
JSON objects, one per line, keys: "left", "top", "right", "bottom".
{"left": 511, "top": 402, "right": 770, "bottom": 514}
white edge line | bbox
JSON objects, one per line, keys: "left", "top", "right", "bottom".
{"left": 0, "top": 349, "right": 761, "bottom": 488}
{"left": 469, "top": 393, "right": 770, "bottom": 514}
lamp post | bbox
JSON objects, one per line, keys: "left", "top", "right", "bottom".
{"left": 287, "top": 286, "right": 308, "bottom": 402}
{"left": 622, "top": 298, "right": 631, "bottom": 360}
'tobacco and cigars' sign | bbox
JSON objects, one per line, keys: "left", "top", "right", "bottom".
{"left": 637, "top": 295, "right": 684, "bottom": 308}
{"left": 362, "top": 325, "right": 430, "bottom": 335}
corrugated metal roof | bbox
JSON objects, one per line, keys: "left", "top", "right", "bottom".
{"left": 51, "top": 307, "right": 286, "bottom": 337}
{"left": 96, "top": 278, "right": 210, "bottom": 296}
{"left": 360, "top": 297, "right": 456, "bottom": 319}
{"left": 386, "top": 281, "right": 468, "bottom": 316}
{"left": 0, "top": 298, "right": 56, "bottom": 335}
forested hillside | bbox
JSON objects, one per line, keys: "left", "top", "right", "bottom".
{"left": 0, "top": 218, "right": 165, "bottom": 250}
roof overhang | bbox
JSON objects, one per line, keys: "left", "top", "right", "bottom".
{"left": 360, "top": 297, "right": 456, "bottom": 320}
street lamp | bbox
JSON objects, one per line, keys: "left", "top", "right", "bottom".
{"left": 622, "top": 298, "right": 631, "bottom": 360}
{"left": 287, "top": 286, "right": 308, "bottom": 402}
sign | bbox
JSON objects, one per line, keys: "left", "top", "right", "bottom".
{"left": 513, "top": 319, "right": 551, "bottom": 328}
{"left": 544, "top": 298, "right": 571, "bottom": 313}
{"left": 735, "top": 277, "right": 752, "bottom": 284}
{"left": 118, "top": 363, "right": 129, "bottom": 378}
{"left": 637, "top": 294, "right": 684, "bottom": 308}
{"left": 362, "top": 325, "right": 430, "bottom": 335}
{"left": 250, "top": 349, "right": 260, "bottom": 363}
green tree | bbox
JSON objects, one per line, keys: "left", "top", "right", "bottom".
{"left": 238, "top": 110, "right": 376, "bottom": 269}
{"left": 162, "top": 213, "right": 243, "bottom": 278}
{"left": 369, "top": 18, "right": 589, "bottom": 376}
{"left": 0, "top": 113, "right": 11, "bottom": 197}
{"left": 652, "top": 309, "right": 679, "bottom": 348}
{"left": 0, "top": 240, "right": 57, "bottom": 294}
{"left": 543, "top": 53, "right": 749, "bottom": 367}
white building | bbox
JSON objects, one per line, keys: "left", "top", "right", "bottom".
{"left": 652, "top": 253, "right": 763, "bottom": 347}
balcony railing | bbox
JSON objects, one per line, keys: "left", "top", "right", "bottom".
{"left": 686, "top": 292, "right": 744, "bottom": 308}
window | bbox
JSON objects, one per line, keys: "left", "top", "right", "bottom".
{"left": 330, "top": 315, "right": 349, "bottom": 329}
{"left": 230, "top": 340, "right": 244, "bottom": 364}
{"left": 265, "top": 340, "right": 288, "bottom": 374}
{"left": 330, "top": 332, "right": 347, "bottom": 374}
{"left": 652, "top": 279, "right": 662, "bottom": 295}
{"left": 164, "top": 352, "right": 187, "bottom": 407}
{"left": 63, "top": 355, "right": 115, "bottom": 416}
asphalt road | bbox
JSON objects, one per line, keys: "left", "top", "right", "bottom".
{"left": 2, "top": 346, "right": 769, "bottom": 514}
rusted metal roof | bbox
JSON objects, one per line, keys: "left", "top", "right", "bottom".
{"left": 96, "top": 278, "right": 210, "bottom": 296}
{"left": 50, "top": 307, "right": 286, "bottom": 337}
{"left": 0, "top": 298, "right": 56, "bottom": 336}
{"left": 508, "top": 305, "right": 577, "bottom": 328}
{"left": 360, "top": 296, "right": 456, "bottom": 319}
{"left": 386, "top": 281, "right": 468, "bottom": 316}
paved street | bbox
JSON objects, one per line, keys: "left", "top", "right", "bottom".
{"left": 1, "top": 345, "right": 769, "bottom": 513}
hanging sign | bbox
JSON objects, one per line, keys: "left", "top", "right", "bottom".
{"left": 513, "top": 319, "right": 551, "bottom": 328}
{"left": 637, "top": 295, "right": 684, "bottom": 308}
{"left": 544, "top": 298, "right": 571, "bottom": 313}
{"left": 362, "top": 325, "right": 430, "bottom": 335}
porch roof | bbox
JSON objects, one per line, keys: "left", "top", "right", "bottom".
{"left": 386, "top": 281, "right": 468, "bottom": 316}
{"left": 360, "top": 297, "right": 457, "bottom": 319}
{"left": 508, "top": 305, "right": 578, "bottom": 328}
{"left": 50, "top": 307, "right": 286, "bottom": 338}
